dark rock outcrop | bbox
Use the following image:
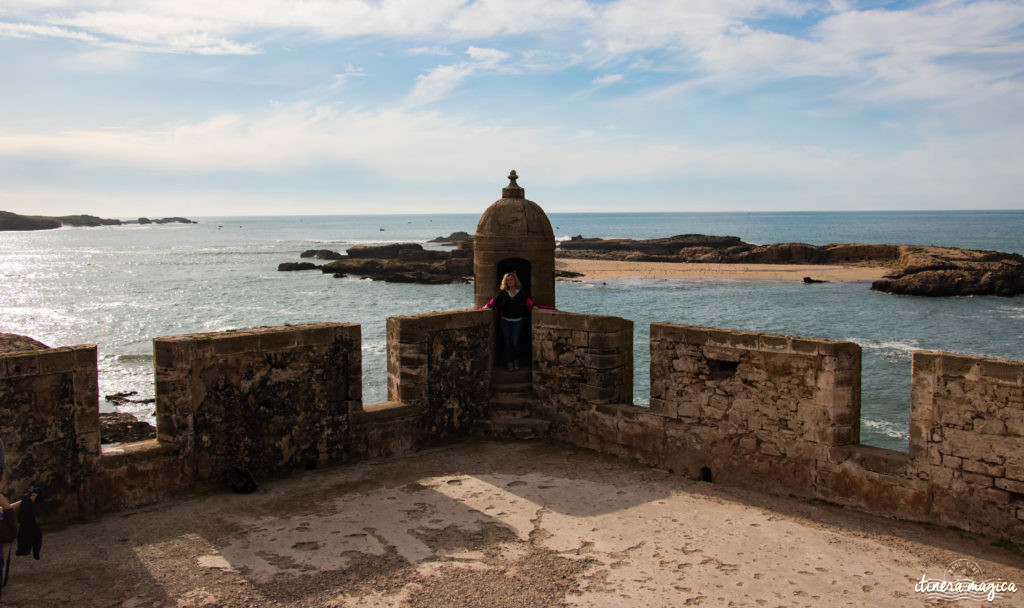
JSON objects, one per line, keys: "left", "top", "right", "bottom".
{"left": 278, "top": 262, "right": 321, "bottom": 271}
{"left": 560, "top": 234, "right": 745, "bottom": 256}
{"left": 100, "top": 412, "right": 156, "bottom": 444}
{"left": 320, "top": 256, "right": 472, "bottom": 284}
{"left": 282, "top": 241, "right": 472, "bottom": 284}
{"left": 152, "top": 217, "right": 196, "bottom": 224}
{"left": 0, "top": 211, "right": 62, "bottom": 231}
{"left": 871, "top": 247, "right": 1024, "bottom": 297}
{"left": 300, "top": 249, "right": 344, "bottom": 260}
{"left": 559, "top": 235, "right": 900, "bottom": 266}
{"left": 429, "top": 231, "right": 474, "bottom": 245}
{"left": 346, "top": 243, "right": 425, "bottom": 258}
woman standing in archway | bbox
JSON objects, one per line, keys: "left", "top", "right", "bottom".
{"left": 481, "top": 272, "right": 534, "bottom": 371}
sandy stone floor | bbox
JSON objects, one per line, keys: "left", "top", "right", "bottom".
{"left": 556, "top": 258, "right": 890, "bottom": 283}
{"left": 2, "top": 440, "right": 1021, "bottom": 607}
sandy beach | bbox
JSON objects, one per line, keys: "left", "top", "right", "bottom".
{"left": 557, "top": 258, "right": 891, "bottom": 283}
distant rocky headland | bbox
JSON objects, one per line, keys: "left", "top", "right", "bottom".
{"left": 283, "top": 231, "right": 1023, "bottom": 296}
{"left": 0, "top": 210, "right": 196, "bottom": 231}
{"left": 559, "top": 234, "right": 1024, "bottom": 297}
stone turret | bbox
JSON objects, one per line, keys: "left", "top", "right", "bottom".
{"left": 473, "top": 171, "right": 556, "bottom": 308}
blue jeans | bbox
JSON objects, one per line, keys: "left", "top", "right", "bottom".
{"left": 500, "top": 317, "right": 523, "bottom": 365}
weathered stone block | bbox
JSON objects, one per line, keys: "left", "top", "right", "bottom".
{"left": 584, "top": 350, "right": 624, "bottom": 370}
{"left": 962, "top": 471, "right": 993, "bottom": 487}
{"left": 153, "top": 340, "right": 178, "bottom": 370}
{"left": 73, "top": 343, "right": 98, "bottom": 372}
{"left": 707, "top": 328, "right": 758, "bottom": 349}
{"left": 300, "top": 325, "right": 336, "bottom": 346}
{"left": 938, "top": 353, "right": 976, "bottom": 378}
{"left": 979, "top": 359, "right": 1023, "bottom": 384}
{"left": 589, "top": 331, "right": 628, "bottom": 349}
{"left": 5, "top": 353, "right": 39, "bottom": 376}
{"left": 212, "top": 333, "right": 259, "bottom": 356}
{"left": 757, "top": 334, "right": 789, "bottom": 352}
{"left": 787, "top": 338, "right": 819, "bottom": 355}
{"left": 995, "top": 477, "right": 1024, "bottom": 494}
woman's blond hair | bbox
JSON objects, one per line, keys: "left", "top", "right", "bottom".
{"left": 500, "top": 272, "right": 519, "bottom": 291}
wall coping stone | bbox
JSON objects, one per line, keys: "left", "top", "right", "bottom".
{"left": 356, "top": 401, "right": 423, "bottom": 422}
{"left": 99, "top": 438, "right": 180, "bottom": 469}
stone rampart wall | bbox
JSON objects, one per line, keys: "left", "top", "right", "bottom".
{"left": 0, "top": 345, "right": 99, "bottom": 519}
{"left": 386, "top": 309, "right": 492, "bottom": 440}
{"left": 154, "top": 323, "right": 361, "bottom": 481}
{"left": 649, "top": 323, "right": 860, "bottom": 494}
{"left": 532, "top": 314, "right": 1024, "bottom": 542}
{"left": 531, "top": 309, "right": 633, "bottom": 442}
{"left": 907, "top": 351, "right": 1024, "bottom": 538}
{"left": 5, "top": 311, "right": 1023, "bottom": 542}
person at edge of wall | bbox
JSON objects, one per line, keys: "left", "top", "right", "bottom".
{"left": 480, "top": 272, "right": 554, "bottom": 371}
{"left": 0, "top": 438, "right": 32, "bottom": 515}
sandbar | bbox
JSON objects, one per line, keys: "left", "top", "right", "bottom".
{"left": 557, "top": 258, "right": 891, "bottom": 282}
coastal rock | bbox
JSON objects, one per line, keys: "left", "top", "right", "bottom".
{"left": 153, "top": 217, "right": 196, "bottom": 224}
{"left": 300, "top": 249, "right": 344, "bottom": 260}
{"left": 0, "top": 211, "right": 62, "bottom": 231}
{"left": 429, "top": 231, "right": 474, "bottom": 245}
{"left": 278, "top": 262, "right": 321, "bottom": 271}
{"left": 871, "top": 246, "right": 1024, "bottom": 297}
{"left": 320, "top": 254, "right": 472, "bottom": 284}
{"left": 397, "top": 249, "right": 449, "bottom": 262}
{"left": 0, "top": 333, "right": 50, "bottom": 354}
{"left": 138, "top": 217, "right": 153, "bottom": 224}
{"left": 100, "top": 412, "right": 156, "bottom": 444}
{"left": 560, "top": 234, "right": 746, "bottom": 256}
{"left": 346, "top": 243, "right": 424, "bottom": 258}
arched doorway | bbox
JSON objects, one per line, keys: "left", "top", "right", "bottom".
{"left": 494, "top": 258, "right": 532, "bottom": 367}
{"left": 496, "top": 258, "right": 531, "bottom": 298}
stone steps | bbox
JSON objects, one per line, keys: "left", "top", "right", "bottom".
{"left": 472, "top": 366, "right": 549, "bottom": 439}
{"left": 471, "top": 415, "right": 550, "bottom": 440}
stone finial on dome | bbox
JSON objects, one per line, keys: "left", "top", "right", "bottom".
{"left": 502, "top": 169, "right": 525, "bottom": 199}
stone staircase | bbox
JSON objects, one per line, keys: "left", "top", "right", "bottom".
{"left": 471, "top": 365, "right": 550, "bottom": 440}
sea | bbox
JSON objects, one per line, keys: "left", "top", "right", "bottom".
{"left": 2, "top": 210, "right": 1023, "bottom": 452}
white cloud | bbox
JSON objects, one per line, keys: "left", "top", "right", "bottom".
{"left": 405, "top": 46, "right": 451, "bottom": 56}
{"left": 1, "top": 100, "right": 1019, "bottom": 202}
{"left": 592, "top": 73, "right": 622, "bottom": 86}
{"left": 330, "top": 65, "right": 366, "bottom": 89}
{"left": 407, "top": 63, "right": 478, "bottom": 106}
{"left": 406, "top": 45, "right": 514, "bottom": 106}
{"left": 465, "top": 45, "right": 509, "bottom": 66}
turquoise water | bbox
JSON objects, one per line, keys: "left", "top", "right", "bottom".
{"left": 2, "top": 211, "right": 1022, "bottom": 451}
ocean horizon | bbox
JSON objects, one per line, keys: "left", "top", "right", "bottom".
{"left": 2, "top": 209, "right": 1023, "bottom": 452}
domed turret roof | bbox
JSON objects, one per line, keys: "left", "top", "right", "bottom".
{"left": 475, "top": 171, "right": 554, "bottom": 241}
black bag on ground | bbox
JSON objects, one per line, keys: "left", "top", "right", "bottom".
{"left": 223, "top": 465, "right": 259, "bottom": 494}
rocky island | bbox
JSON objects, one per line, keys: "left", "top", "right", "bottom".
{"left": 0, "top": 210, "right": 196, "bottom": 231}
{"left": 558, "top": 234, "right": 1024, "bottom": 297}
{"left": 280, "top": 237, "right": 474, "bottom": 284}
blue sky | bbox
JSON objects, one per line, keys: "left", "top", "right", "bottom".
{"left": 0, "top": 0, "right": 1022, "bottom": 217}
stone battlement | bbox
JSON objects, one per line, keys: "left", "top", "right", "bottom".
{"left": 2, "top": 174, "right": 1022, "bottom": 544}
{"left": 2, "top": 310, "right": 1022, "bottom": 543}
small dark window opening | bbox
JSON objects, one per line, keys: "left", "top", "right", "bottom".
{"left": 699, "top": 467, "right": 713, "bottom": 483}
{"left": 707, "top": 358, "right": 739, "bottom": 381}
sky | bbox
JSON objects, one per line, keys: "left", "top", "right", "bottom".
{"left": 0, "top": 0, "right": 1022, "bottom": 217}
